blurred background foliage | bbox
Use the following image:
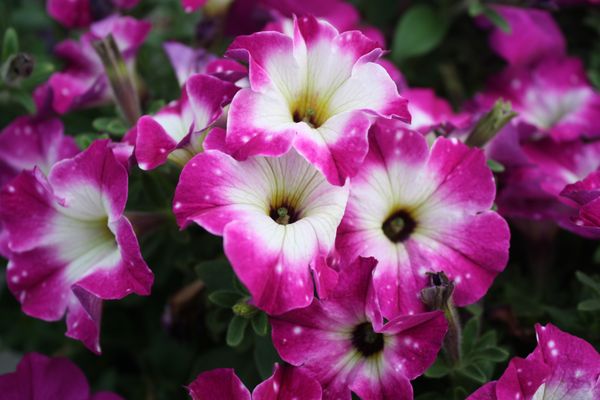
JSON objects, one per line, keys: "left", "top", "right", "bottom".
{"left": 1, "top": 0, "right": 600, "bottom": 399}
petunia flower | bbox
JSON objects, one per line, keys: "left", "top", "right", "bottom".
{"left": 468, "top": 323, "right": 600, "bottom": 400}
{"left": 173, "top": 144, "right": 349, "bottom": 314}
{"left": 0, "top": 352, "right": 123, "bottom": 400}
{"left": 135, "top": 73, "right": 238, "bottom": 170}
{"left": 0, "top": 116, "right": 79, "bottom": 257}
{"left": 401, "top": 88, "right": 471, "bottom": 134}
{"left": 496, "top": 137, "right": 600, "bottom": 238}
{"left": 46, "top": 15, "right": 151, "bottom": 115}
{"left": 224, "top": 15, "right": 410, "bottom": 186}
{"left": 188, "top": 364, "right": 322, "bottom": 399}
{"left": 270, "top": 257, "right": 447, "bottom": 400}
{"left": 0, "top": 140, "right": 154, "bottom": 353}
{"left": 477, "top": 57, "right": 600, "bottom": 141}
{"left": 163, "top": 42, "right": 247, "bottom": 87}
{"left": 0, "top": 116, "right": 79, "bottom": 191}
{"left": 336, "top": 122, "right": 510, "bottom": 317}
{"left": 46, "top": 0, "right": 140, "bottom": 28}
{"left": 482, "top": 5, "right": 565, "bottom": 67}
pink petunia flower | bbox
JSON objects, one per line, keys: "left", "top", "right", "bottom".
{"left": 477, "top": 57, "right": 600, "bottom": 141}
{"left": 401, "top": 88, "right": 470, "bottom": 134}
{"left": 173, "top": 143, "right": 349, "bottom": 314}
{"left": 271, "top": 257, "right": 447, "bottom": 399}
{"left": 0, "top": 116, "right": 79, "bottom": 257}
{"left": 223, "top": 15, "right": 410, "bottom": 186}
{"left": 162, "top": 43, "right": 247, "bottom": 87}
{"left": 336, "top": 121, "right": 510, "bottom": 318}
{"left": 0, "top": 140, "right": 153, "bottom": 353}
{"left": 483, "top": 5, "right": 566, "bottom": 67}
{"left": 468, "top": 324, "right": 600, "bottom": 400}
{"left": 188, "top": 364, "right": 322, "bottom": 399}
{"left": 46, "top": 0, "right": 140, "bottom": 28}
{"left": 46, "top": 15, "right": 151, "bottom": 115}
{"left": 497, "top": 138, "right": 600, "bottom": 238}
{"left": 135, "top": 74, "right": 238, "bottom": 170}
{"left": 0, "top": 352, "right": 123, "bottom": 400}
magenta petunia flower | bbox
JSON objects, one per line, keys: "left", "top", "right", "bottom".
{"left": 173, "top": 144, "right": 348, "bottom": 314}
{"left": 135, "top": 74, "right": 238, "bottom": 170}
{"left": 46, "top": 15, "right": 150, "bottom": 115}
{"left": 223, "top": 15, "right": 410, "bottom": 186}
{"left": 468, "top": 324, "right": 600, "bottom": 400}
{"left": 402, "top": 88, "right": 470, "bottom": 134}
{"left": 46, "top": 0, "right": 140, "bottom": 28}
{"left": 0, "top": 140, "right": 153, "bottom": 353}
{"left": 478, "top": 57, "right": 600, "bottom": 141}
{"left": 163, "top": 43, "right": 247, "bottom": 87}
{"left": 188, "top": 364, "right": 322, "bottom": 399}
{"left": 0, "top": 116, "right": 79, "bottom": 192}
{"left": 483, "top": 5, "right": 565, "bottom": 67}
{"left": 497, "top": 138, "right": 600, "bottom": 238}
{"left": 271, "top": 257, "right": 447, "bottom": 399}
{"left": 336, "top": 122, "right": 510, "bottom": 317}
{"left": 0, "top": 352, "right": 123, "bottom": 400}
{"left": 0, "top": 116, "right": 79, "bottom": 257}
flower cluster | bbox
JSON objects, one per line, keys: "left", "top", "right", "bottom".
{"left": 1, "top": 0, "right": 600, "bottom": 399}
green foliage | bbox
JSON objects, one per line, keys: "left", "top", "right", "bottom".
{"left": 392, "top": 5, "right": 449, "bottom": 63}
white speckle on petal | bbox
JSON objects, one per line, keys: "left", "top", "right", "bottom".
{"left": 293, "top": 326, "right": 302, "bottom": 335}
{"left": 548, "top": 340, "right": 555, "bottom": 348}
{"left": 7, "top": 185, "right": 15, "bottom": 193}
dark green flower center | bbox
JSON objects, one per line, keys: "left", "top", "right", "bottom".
{"left": 351, "top": 322, "right": 384, "bottom": 357}
{"left": 382, "top": 210, "right": 416, "bottom": 243}
{"left": 270, "top": 206, "right": 298, "bottom": 225}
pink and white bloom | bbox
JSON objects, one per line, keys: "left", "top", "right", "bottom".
{"left": 0, "top": 116, "right": 79, "bottom": 257}
{"left": 271, "top": 257, "right": 447, "bottom": 399}
{"left": 135, "top": 74, "right": 238, "bottom": 170}
{"left": 336, "top": 122, "right": 510, "bottom": 317}
{"left": 47, "top": 15, "right": 150, "bottom": 114}
{"left": 163, "top": 42, "right": 247, "bottom": 87}
{"left": 478, "top": 57, "right": 600, "bottom": 141}
{"left": 0, "top": 116, "right": 79, "bottom": 190}
{"left": 173, "top": 145, "right": 348, "bottom": 314}
{"left": 468, "top": 324, "right": 600, "bottom": 400}
{"left": 402, "top": 88, "right": 470, "bottom": 134}
{"left": 188, "top": 364, "right": 322, "bottom": 399}
{"left": 0, "top": 140, "right": 153, "bottom": 353}
{"left": 224, "top": 15, "right": 410, "bottom": 185}
{"left": 46, "top": 0, "right": 140, "bottom": 28}
{"left": 497, "top": 138, "right": 600, "bottom": 238}
{"left": 0, "top": 352, "right": 122, "bottom": 400}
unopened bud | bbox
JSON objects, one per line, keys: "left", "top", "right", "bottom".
{"left": 465, "top": 99, "right": 517, "bottom": 148}
{"left": 1, "top": 53, "right": 34, "bottom": 86}
{"left": 232, "top": 300, "right": 258, "bottom": 318}
{"left": 92, "top": 35, "right": 141, "bottom": 126}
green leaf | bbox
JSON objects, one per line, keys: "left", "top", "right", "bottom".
{"left": 476, "top": 330, "right": 498, "bottom": 349}
{"left": 92, "top": 117, "right": 128, "bottom": 136}
{"left": 487, "top": 159, "right": 505, "bottom": 173}
{"left": 148, "top": 99, "right": 166, "bottom": 114}
{"left": 9, "top": 90, "right": 35, "bottom": 114}
{"left": 578, "top": 299, "right": 600, "bottom": 312}
{"left": 75, "top": 133, "right": 109, "bottom": 150}
{"left": 226, "top": 315, "right": 248, "bottom": 347}
{"left": 472, "top": 346, "right": 509, "bottom": 362}
{"left": 424, "top": 357, "right": 451, "bottom": 378}
{"left": 453, "top": 387, "right": 469, "bottom": 400}
{"left": 576, "top": 271, "right": 600, "bottom": 295}
{"left": 2, "top": 28, "right": 18, "bottom": 61}
{"left": 251, "top": 312, "right": 268, "bottom": 336}
{"left": 254, "top": 334, "right": 281, "bottom": 379}
{"left": 482, "top": 6, "right": 510, "bottom": 33}
{"left": 208, "top": 291, "right": 240, "bottom": 308}
{"left": 391, "top": 4, "right": 449, "bottom": 62}
{"left": 460, "top": 363, "right": 488, "bottom": 383}
{"left": 461, "top": 317, "right": 480, "bottom": 356}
